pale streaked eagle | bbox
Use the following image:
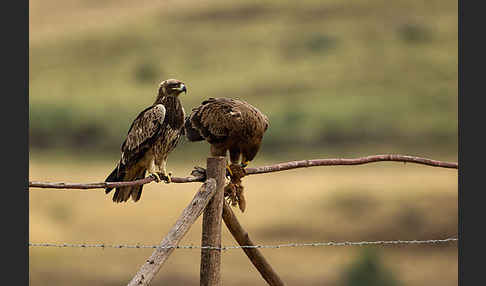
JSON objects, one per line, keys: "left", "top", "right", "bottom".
{"left": 105, "top": 79, "right": 187, "bottom": 203}
{"left": 184, "top": 97, "right": 269, "bottom": 168}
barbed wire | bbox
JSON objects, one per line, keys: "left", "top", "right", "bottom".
{"left": 29, "top": 238, "right": 458, "bottom": 250}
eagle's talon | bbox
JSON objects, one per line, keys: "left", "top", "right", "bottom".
{"left": 240, "top": 161, "right": 250, "bottom": 168}
{"left": 161, "top": 172, "right": 172, "bottom": 184}
{"left": 226, "top": 165, "right": 233, "bottom": 178}
{"left": 150, "top": 173, "right": 162, "bottom": 183}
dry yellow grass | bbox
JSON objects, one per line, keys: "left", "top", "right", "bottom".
{"left": 29, "top": 157, "right": 457, "bottom": 285}
{"left": 29, "top": 0, "right": 209, "bottom": 43}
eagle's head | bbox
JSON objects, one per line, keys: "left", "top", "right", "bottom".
{"left": 158, "top": 79, "right": 187, "bottom": 97}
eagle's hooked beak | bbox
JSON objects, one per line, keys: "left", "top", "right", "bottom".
{"left": 178, "top": 84, "right": 187, "bottom": 95}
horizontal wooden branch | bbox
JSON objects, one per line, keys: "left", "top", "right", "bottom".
{"left": 127, "top": 178, "right": 217, "bottom": 286}
{"left": 246, "top": 154, "right": 458, "bottom": 175}
{"left": 28, "top": 154, "right": 457, "bottom": 190}
{"left": 28, "top": 174, "right": 203, "bottom": 190}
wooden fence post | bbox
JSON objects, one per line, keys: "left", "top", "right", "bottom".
{"left": 200, "top": 157, "right": 226, "bottom": 286}
{"left": 127, "top": 179, "right": 217, "bottom": 286}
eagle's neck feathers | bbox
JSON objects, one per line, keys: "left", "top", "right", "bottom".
{"left": 156, "top": 95, "right": 185, "bottom": 130}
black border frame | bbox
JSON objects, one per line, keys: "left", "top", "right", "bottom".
{"left": 3, "top": 0, "right": 29, "bottom": 284}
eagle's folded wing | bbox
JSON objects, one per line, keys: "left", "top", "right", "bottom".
{"left": 189, "top": 97, "right": 254, "bottom": 142}
{"left": 189, "top": 98, "right": 269, "bottom": 142}
{"left": 188, "top": 99, "right": 229, "bottom": 142}
{"left": 120, "top": 104, "right": 166, "bottom": 165}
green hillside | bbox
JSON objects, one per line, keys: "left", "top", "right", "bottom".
{"left": 29, "top": 0, "right": 458, "bottom": 159}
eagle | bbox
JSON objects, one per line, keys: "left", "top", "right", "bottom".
{"left": 104, "top": 79, "right": 187, "bottom": 203}
{"left": 184, "top": 97, "right": 269, "bottom": 170}
{"left": 184, "top": 97, "right": 269, "bottom": 212}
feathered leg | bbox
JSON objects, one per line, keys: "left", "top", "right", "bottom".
{"left": 147, "top": 158, "right": 162, "bottom": 183}
{"left": 159, "top": 159, "right": 172, "bottom": 184}
{"left": 228, "top": 148, "right": 242, "bottom": 176}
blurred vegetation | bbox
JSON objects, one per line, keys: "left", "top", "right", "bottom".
{"left": 29, "top": 0, "right": 457, "bottom": 160}
{"left": 339, "top": 248, "right": 401, "bottom": 286}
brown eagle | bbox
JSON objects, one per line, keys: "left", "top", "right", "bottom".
{"left": 184, "top": 97, "right": 269, "bottom": 168}
{"left": 104, "top": 79, "right": 187, "bottom": 203}
{"left": 184, "top": 97, "right": 269, "bottom": 211}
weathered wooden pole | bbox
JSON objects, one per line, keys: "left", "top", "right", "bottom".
{"left": 222, "top": 201, "right": 285, "bottom": 286}
{"left": 200, "top": 157, "right": 226, "bottom": 286}
{"left": 127, "top": 179, "right": 217, "bottom": 286}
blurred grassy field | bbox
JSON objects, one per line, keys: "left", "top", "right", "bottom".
{"left": 29, "top": 0, "right": 457, "bottom": 285}
{"left": 29, "top": 0, "right": 457, "bottom": 157}
{"left": 29, "top": 158, "right": 457, "bottom": 286}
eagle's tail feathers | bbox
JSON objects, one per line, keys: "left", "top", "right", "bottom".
{"left": 111, "top": 168, "right": 146, "bottom": 203}
{"left": 131, "top": 169, "right": 146, "bottom": 202}
{"left": 105, "top": 166, "right": 121, "bottom": 194}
